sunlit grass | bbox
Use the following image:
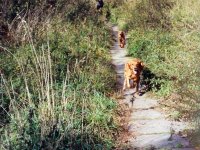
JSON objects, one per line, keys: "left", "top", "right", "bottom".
{"left": 0, "top": 11, "right": 117, "bottom": 149}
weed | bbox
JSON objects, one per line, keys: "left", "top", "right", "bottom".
{"left": 0, "top": 1, "right": 118, "bottom": 149}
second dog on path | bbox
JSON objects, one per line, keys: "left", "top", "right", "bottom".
{"left": 118, "top": 31, "right": 126, "bottom": 48}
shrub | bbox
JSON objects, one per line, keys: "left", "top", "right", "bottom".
{"left": 0, "top": 1, "right": 118, "bottom": 149}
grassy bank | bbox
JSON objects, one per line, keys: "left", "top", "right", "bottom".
{"left": 111, "top": 0, "right": 200, "bottom": 145}
{"left": 0, "top": 1, "right": 118, "bottom": 149}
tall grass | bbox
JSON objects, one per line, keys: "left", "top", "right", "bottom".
{"left": 0, "top": 4, "right": 118, "bottom": 149}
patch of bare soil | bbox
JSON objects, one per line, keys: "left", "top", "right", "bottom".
{"left": 112, "top": 92, "right": 134, "bottom": 150}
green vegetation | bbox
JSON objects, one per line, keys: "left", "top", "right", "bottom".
{"left": 111, "top": 0, "right": 200, "bottom": 146}
{"left": 0, "top": 0, "right": 120, "bottom": 149}
{"left": 2, "top": 0, "right": 200, "bottom": 148}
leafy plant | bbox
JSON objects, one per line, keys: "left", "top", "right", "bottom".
{"left": 0, "top": 1, "right": 118, "bottom": 149}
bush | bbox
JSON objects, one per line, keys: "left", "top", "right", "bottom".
{"left": 0, "top": 1, "right": 118, "bottom": 149}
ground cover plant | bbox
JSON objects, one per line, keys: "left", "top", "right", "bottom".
{"left": 0, "top": 0, "right": 119, "bottom": 149}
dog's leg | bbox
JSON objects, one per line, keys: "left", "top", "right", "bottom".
{"left": 132, "top": 81, "right": 135, "bottom": 88}
{"left": 127, "top": 78, "right": 131, "bottom": 88}
{"left": 123, "top": 77, "right": 127, "bottom": 90}
{"left": 122, "top": 40, "right": 125, "bottom": 48}
{"left": 135, "top": 79, "right": 140, "bottom": 94}
{"left": 119, "top": 41, "right": 122, "bottom": 48}
{"left": 119, "top": 38, "right": 123, "bottom": 48}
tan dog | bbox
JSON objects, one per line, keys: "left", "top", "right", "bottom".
{"left": 118, "top": 31, "right": 125, "bottom": 48}
{"left": 123, "top": 58, "right": 144, "bottom": 93}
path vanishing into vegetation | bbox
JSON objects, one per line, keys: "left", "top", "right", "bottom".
{"left": 110, "top": 24, "right": 194, "bottom": 150}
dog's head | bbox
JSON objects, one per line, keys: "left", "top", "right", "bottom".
{"left": 128, "top": 59, "right": 144, "bottom": 75}
{"left": 119, "top": 31, "right": 124, "bottom": 37}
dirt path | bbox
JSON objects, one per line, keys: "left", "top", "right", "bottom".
{"left": 110, "top": 25, "right": 194, "bottom": 150}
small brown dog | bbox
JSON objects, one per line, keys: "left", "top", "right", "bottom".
{"left": 123, "top": 58, "right": 144, "bottom": 93}
{"left": 118, "top": 31, "right": 125, "bottom": 48}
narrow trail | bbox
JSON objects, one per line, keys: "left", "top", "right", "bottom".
{"left": 110, "top": 25, "right": 194, "bottom": 150}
